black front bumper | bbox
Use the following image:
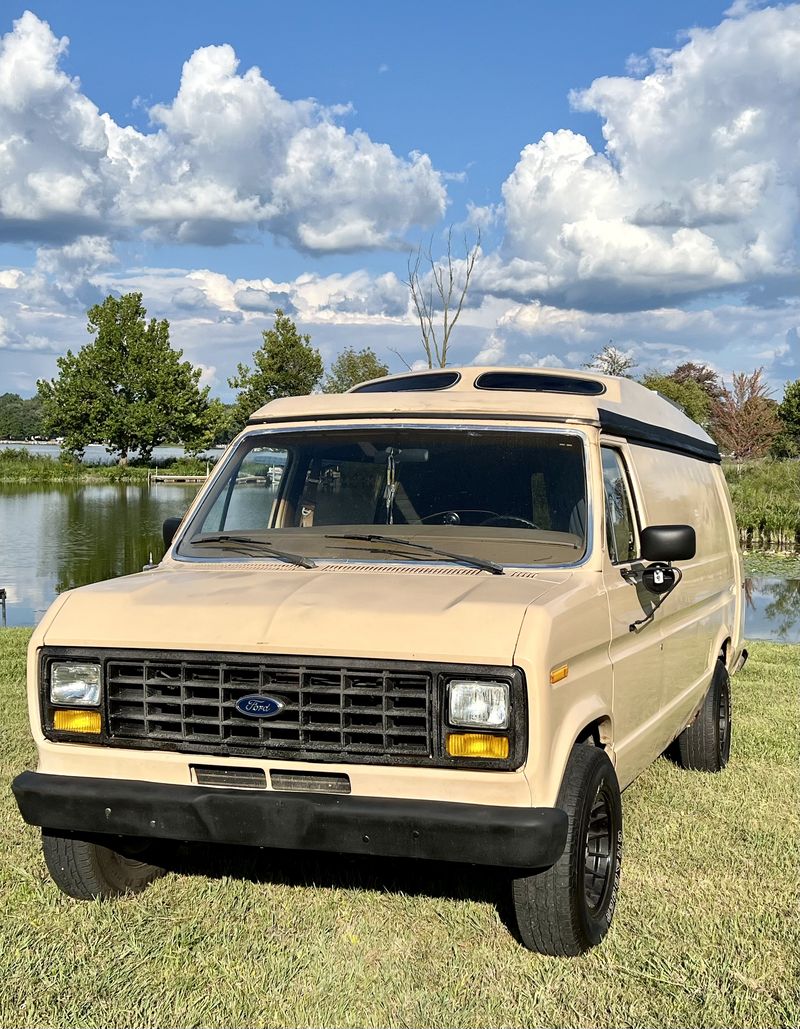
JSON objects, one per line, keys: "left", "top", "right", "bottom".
{"left": 12, "top": 771, "right": 568, "bottom": 870}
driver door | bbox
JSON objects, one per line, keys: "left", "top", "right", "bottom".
{"left": 601, "top": 444, "right": 665, "bottom": 785}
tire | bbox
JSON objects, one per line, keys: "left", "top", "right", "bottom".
{"left": 511, "top": 744, "right": 622, "bottom": 956}
{"left": 675, "top": 659, "right": 732, "bottom": 772}
{"left": 41, "top": 832, "right": 165, "bottom": 900}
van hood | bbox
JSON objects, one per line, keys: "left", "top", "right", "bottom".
{"left": 41, "top": 563, "right": 570, "bottom": 666}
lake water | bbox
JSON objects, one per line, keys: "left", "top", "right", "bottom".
{"left": 1, "top": 482, "right": 798, "bottom": 642}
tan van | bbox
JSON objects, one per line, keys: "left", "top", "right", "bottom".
{"left": 13, "top": 367, "right": 747, "bottom": 956}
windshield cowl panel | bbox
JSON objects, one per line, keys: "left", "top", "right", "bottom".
{"left": 176, "top": 425, "right": 589, "bottom": 569}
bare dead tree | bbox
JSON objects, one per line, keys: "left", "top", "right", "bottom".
{"left": 584, "top": 341, "right": 637, "bottom": 377}
{"left": 399, "top": 227, "right": 480, "bottom": 369}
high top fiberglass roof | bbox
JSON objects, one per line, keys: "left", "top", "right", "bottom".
{"left": 248, "top": 366, "right": 718, "bottom": 459}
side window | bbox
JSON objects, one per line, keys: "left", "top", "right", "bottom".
{"left": 601, "top": 448, "right": 638, "bottom": 563}
{"left": 201, "top": 447, "right": 287, "bottom": 532}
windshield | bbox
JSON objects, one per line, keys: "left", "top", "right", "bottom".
{"left": 177, "top": 427, "right": 588, "bottom": 567}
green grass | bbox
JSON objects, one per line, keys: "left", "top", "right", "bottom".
{"left": 724, "top": 459, "right": 800, "bottom": 548}
{"left": 0, "top": 449, "right": 213, "bottom": 483}
{"left": 0, "top": 630, "right": 798, "bottom": 1028}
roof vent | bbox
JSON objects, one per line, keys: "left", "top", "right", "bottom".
{"left": 475, "top": 371, "right": 606, "bottom": 396}
{"left": 351, "top": 370, "right": 461, "bottom": 393}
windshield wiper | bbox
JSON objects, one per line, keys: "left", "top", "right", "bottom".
{"left": 190, "top": 534, "right": 317, "bottom": 569}
{"left": 325, "top": 533, "right": 505, "bottom": 575}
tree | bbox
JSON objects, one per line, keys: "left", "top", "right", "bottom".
{"left": 710, "top": 368, "right": 782, "bottom": 460}
{"left": 671, "top": 362, "right": 724, "bottom": 402}
{"left": 641, "top": 374, "right": 711, "bottom": 426}
{"left": 323, "top": 347, "right": 389, "bottom": 393}
{"left": 37, "top": 293, "right": 215, "bottom": 463}
{"left": 404, "top": 227, "right": 480, "bottom": 368}
{"left": 0, "top": 393, "right": 44, "bottom": 440}
{"left": 584, "top": 343, "right": 637, "bottom": 377}
{"left": 774, "top": 379, "right": 800, "bottom": 456}
{"left": 228, "top": 309, "right": 323, "bottom": 433}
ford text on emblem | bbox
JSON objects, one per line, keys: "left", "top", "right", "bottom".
{"left": 235, "top": 694, "right": 286, "bottom": 718}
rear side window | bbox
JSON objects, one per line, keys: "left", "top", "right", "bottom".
{"left": 601, "top": 448, "right": 638, "bottom": 563}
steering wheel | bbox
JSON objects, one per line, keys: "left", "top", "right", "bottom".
{"left": 480, "top": 514, "right": 540, "bottom": 529}
{"left": 420, "top": 509, "right": 500, "bottom": 525}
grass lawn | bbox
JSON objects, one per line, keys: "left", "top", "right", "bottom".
{"left": 0, "top": 629, "right": 797, "bottom": 1028}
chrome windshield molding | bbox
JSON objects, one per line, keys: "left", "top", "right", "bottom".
{"left": 171, "top": 422, "right": 595, "bottom": 571}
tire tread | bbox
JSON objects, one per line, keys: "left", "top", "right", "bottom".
{"left": 42, "top": 832, "right": 163, "bottom": 899}
{"left": 512, "top": 745, "right": 621, "bottom": 956}
{"left": 676, "top": 660, "right": 731, "bottom": 772}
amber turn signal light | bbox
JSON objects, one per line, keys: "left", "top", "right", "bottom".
{"left": 53, "top": 709, "right": 101, "bottom": 733}
{"left": 446, "top": 732, "right": 509, "bottom": 759}
{"left": 550, "top": 663, "right": 569, "bottom": 684}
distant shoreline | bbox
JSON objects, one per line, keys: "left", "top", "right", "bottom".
{"left": 0, "top": 440, "right": 225, "bottom": 449}
{"left": 0, "top": 446, "right": 217, "bottom": 483}
{"left": 0, "top": 439, "right": 62, "bottom": 446}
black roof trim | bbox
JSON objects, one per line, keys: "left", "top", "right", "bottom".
{"left": 351, "top": 371, "right": 461, "bottom": 393}
{"left": 599, "top": 408, "right": 721, "bottom": 464}
{"left": 475, "top": 371, "right": 606, "bottom": 396}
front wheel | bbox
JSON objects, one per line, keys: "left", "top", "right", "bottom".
{"left": 42, "top": 831, "right": 165, "bottom": 899}
{"left": 511, "top": 744, "right": 622, "bottom": 956}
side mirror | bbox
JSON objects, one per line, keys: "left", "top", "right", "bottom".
{"left": 162, "top": 516, "right": 183, "bottom": 549}
{"left": 640, "top": 524, "right": 696, "bottom": 563}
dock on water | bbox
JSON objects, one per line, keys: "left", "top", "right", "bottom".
{"left": 149, "top": 473, "right": 208, "bottom": 483}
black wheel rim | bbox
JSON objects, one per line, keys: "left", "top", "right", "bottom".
{"left": 718, "top": 680, "right": 731, "bottom": 764}
{"left": 584, "top": 785, "right": 614, "bottom": 914}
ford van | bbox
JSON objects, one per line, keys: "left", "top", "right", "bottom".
{"left": 12, "top": 367, "right": 747, "bottom": 956}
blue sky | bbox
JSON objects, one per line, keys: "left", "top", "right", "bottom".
{"left": 0, "top": 1, "right": 797, "bottom": 398}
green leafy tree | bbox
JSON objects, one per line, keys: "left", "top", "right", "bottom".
{"left": 584, "top": 343, "right": 637, "bottom": 377}
{"left": 0, "top": 393, "right": 44, "bottom": 440}
{"left": 228, "top": 309, "right": 323, "bottom": 433}
{"left": 0, "top": 393, "right": 22, "bottom": 440}
{"left": 773, "top": 379, "right": 800, "bottom": 457}
{"left": 323, "top": 347, "right": 389, "bottom": 393}
{"left": 37, "top": 293, "right": 215, "bottom": 463}
{"left": 641, "top": 374, "right": 712, "bottom": 426}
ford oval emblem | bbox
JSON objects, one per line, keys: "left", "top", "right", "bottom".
{"left": 235, "top": 694, "right": 286, "bottom": 718}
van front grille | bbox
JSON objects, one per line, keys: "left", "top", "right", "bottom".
{"left": 105, "top": 656, "right": 434, "bottom": 764}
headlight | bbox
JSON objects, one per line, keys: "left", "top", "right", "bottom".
{"left": 448, "top": 680, "right": 509, "bottom": 729}
{"left": 50, "top": 662, "right": 101, "bottom": 707}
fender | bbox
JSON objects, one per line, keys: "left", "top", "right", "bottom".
{"left": 527, "top": 692, "right": 614, "bottom": 808}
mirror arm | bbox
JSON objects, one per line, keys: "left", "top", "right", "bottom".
{"left": 629, "top": 564, "right": 683, "bottom": 633}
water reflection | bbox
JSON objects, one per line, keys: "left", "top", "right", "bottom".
{"left": 1, "top": 482, "right": 198, "bottom": 627}
{"left": 744, "top": 576, "right": 800, "bottom": 643}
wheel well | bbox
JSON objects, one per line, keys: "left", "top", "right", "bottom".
{"left": 575, "top": 716, "right": 613, "bottom": 750}
{"left": 720, "top": 637, "right": 731, "bottom": 666}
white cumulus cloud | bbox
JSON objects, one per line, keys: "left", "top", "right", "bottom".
{"left": 0, "top": 12, "right": 446, "bottom": 252}
{"left": 487, "top": 3, "right": 800, "bottom": 311}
